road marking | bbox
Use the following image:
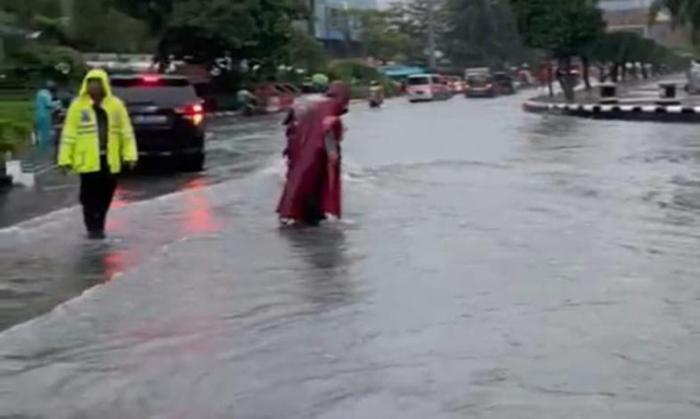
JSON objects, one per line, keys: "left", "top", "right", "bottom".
{"left": 42, "top": 184, "right": 77, "bottom": 191}
{"left": 641, "top": 105, "right": 657, "bottom": 112}
{"left": 34, "top": 164, "right": 58, "bottom": 176}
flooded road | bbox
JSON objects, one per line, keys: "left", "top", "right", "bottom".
{"left": 2, "top": 94, "right": 700, "bottom": 417}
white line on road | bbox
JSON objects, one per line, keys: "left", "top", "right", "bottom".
{"left": 41, "top": 184, "right": 76, "bottom": 191}
{"left": 34, "top": 164, "right": 58, "bottom": 176}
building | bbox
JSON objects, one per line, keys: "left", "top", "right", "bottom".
{"left": 311, "top": 0, "right": 379, "bottom": 55}
{"left": 599, "top": 0, "right": 688, "bottom": 47}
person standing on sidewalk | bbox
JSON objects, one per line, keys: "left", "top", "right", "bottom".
{"left": 57, "top": 69, "right": 138, "bottom": 239}
{"left": 34, "top": 80, "right": 60, "bottom": 150}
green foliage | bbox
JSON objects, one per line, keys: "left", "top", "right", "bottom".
{"left": 510, "top": 0, "right": 605, "bottom": 59}
{"left": 156, "top": 0, "right": 301, "bottom": 67}
{"left": 287, "top": 27, "right": 328, "bottom": 72}
{"left": 444, "top": 0, "right": 527, "bottom": 67}
{"left": 351, "top": 9, "right": 417, "bottom": 62}
{"left": 386, "top": 0, "right": 449, "bottom": 64}
{"left": 0, "top": 101, "right": 32, "bottom": 158}
{"left": 113, "top": 0, "right": 174, "bottom": 35}
{"left": 68, "top": 0, "right": 152, "bottom": 53}
{"left": 327, "top": 59, "right": 382, "bottom": 82}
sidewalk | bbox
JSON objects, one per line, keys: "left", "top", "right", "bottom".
{"left": 0, "top": 145, "right": 79, "bottom": 228}
{"left": 523, "top": 74, "right": 700, "bottom": 123}
{"left": 531, "top": 74, "right": 677, "bottom": 105}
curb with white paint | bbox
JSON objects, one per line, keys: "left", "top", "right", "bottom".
{"left": 523, "top": 100, "right": 700, "bottom": 123}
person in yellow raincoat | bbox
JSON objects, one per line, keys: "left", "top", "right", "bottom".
{"left": 58, "top": 69, "right": 138, "bottom": 239}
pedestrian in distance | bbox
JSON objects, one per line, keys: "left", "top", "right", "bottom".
{"left": 57, "top": 69, "right": 138, "bottom": 240}
{"left": 277, "top": 82, "right": 350, "bottom": 226}
{"left": 34, "top": 80, "right": 61, "bottom": 151}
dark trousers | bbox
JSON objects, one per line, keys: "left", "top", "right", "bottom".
{"left": 80, "top": 157, "right": 117, "bottom": 233}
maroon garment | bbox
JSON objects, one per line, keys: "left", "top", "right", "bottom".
{"left": 277, "top": 83, "right": 350, "bottom": 224}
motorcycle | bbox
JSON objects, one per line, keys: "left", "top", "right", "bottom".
{"left": 368, "top": 86, "right": 384, "bottom": 108}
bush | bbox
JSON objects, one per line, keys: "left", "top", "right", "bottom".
{"left": 0, "top": 101, "right": 33, "bottom": 161}
{"left": 327, "top": 60, "right": 383, "bottom": 83}
{"left": 327, "top": 60, "right": 401, "bottom": 99}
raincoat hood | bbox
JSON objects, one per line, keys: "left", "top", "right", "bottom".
{"left": 325, "top": 82, "right": 350, "bottom": 115}
{"left": 78, "top": 69, "right": 113, "bottom": 98}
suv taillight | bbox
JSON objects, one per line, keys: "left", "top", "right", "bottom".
{"left": 176, "top": 103, "right": 205, "bottom": 126}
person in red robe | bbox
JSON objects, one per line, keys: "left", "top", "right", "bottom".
{"left": 277, "top": 82, "right": 351, "bottom": 225}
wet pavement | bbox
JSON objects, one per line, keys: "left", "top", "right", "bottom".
{"left": 0, "top": 114, "right": 282, "bottom": 228}
{"left": 2, "top": 93, "right": 700, "bottom": 417}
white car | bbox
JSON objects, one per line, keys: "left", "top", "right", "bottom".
{"left": 406, "top": 74, "right": 452, "bottom": 102}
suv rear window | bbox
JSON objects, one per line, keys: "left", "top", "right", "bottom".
{"left": 407, "top": 76, "right": 430, "bottom": 86}
{"left": 111, "top": 78, "right": 198, "bottom": 107}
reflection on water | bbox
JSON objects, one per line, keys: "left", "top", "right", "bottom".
{"left": 180, "top": 178, "right": 220, "bottom": 234}
{"left": 279, "top": 225, "right": 354, "bottom": 309}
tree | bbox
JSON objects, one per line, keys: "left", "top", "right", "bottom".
{"left": 1, "top": 0, "right": 152, "bottom": 53}
{"left": 286, "top": 27, "right": 328, "bottom": 72}
{"left": 352, "top": 9, "right": 417, "bottom": 62}
{"left": 444, "top": 0, "right": 527, "bottom": 68}
{"left": 510, "top": 0, "right": 605, "bottom": 101}
{"left": 153, "top": 0, "right": 303, "bottom": 71}
{"left": 113, "top": 0, "right": 174, "bottom": 36}
{"left": 386, "top": 0, "right": 449, "bottom": 65}
{"left": 651, "top": 0, "right": 699, "bottom": 43}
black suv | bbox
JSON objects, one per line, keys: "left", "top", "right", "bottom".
{"left": 111, "top": 74, "right": 206, "bottom": 171}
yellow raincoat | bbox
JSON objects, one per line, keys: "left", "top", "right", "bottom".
{"left": 58, "top": 69, "right": 137, "bottom": 174}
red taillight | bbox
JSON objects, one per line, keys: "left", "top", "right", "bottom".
{"left": 141, "top": 75, "right": 161, "bottom": 84}
{"left": 176, "top": 103, "right": 205, "bottom": 125}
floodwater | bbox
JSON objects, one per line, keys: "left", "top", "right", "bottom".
{"left": 2, "top": 93, "right": 700, "bottom": 418}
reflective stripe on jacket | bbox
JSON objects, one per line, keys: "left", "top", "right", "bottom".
{"left": 58, "top": 69, "right": 137, "bottom": 174}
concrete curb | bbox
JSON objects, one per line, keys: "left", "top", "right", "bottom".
{"left": 523, "top": 100, "right": 700, "bottom": 123}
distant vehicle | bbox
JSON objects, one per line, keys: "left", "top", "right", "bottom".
{"left": 465, "top": 74, "right": 496, "bottom": 98}
{"left": 492, "top": 72, "right": 516, "bottom": 95}
{"left": 465, "top": 67, "right": 491, "bottom": 79}
{"left": 406, "top": 74, "right": 452, "bottom": 102}
{"left": 687, "top": 60, "right": 700, "bottom": 94}
{"left": 111, "top": 74, "right": 206, "bottom": 171}
{"left": 445, "top": 75, "right": 466, "bottom": 94}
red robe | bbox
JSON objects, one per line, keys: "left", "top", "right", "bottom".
{"left": 277, "top": 84, "right": 349, "bottom": 224}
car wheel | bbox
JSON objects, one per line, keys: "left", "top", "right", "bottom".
{"left": 180, "top": 152, "right": 205, "bottom": 172}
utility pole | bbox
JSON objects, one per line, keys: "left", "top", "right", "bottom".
{"left": 426, "top": 0, "right": 436, "bottom": 70}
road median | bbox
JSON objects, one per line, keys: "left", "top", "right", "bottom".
{"left": 522, "top": 75, "right": 700, "bottom": 123}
